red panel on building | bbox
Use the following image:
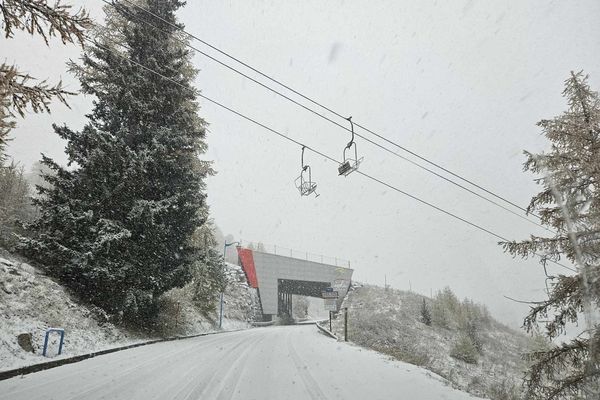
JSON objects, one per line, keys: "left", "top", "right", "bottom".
{"left": 237, "top": 247, "right": 259, "bottom": 288}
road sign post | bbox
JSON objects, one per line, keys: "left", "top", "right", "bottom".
{"left": 344, "top": 308, "right": 348, "bottom": 342}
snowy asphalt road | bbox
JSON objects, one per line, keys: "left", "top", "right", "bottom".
{"left": 0, "top": 325, "right": 480, "bottom": 400}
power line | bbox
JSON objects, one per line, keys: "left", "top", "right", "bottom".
{"left": 80, "top": 34, "right": 576, "bottom": 274}
{"left": 106, "top": 0, "right": 549, "bottom": 233}
{"left": 114, "top": 0, "right": 542, "bottom": 217}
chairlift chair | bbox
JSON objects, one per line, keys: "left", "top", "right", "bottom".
{"left": 294, "top": 147, "right": 320, "bottom": 197}
{"left": 338, "top": 116, "right": 363, "bottom": 176}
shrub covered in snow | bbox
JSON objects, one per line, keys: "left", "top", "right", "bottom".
{"left": 420, "top": 298, "right": 432, "bottom": 326}
{"left": 450, "top": 334, "right": 479, "bottom": 364}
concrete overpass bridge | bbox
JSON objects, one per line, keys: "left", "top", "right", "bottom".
{"left": 236, "top": 246, "right": 354, "bottom": 320}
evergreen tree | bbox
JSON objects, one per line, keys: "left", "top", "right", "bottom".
{"left": 190, "top": 219, "right": 227, "bottom": 314}
{"left": 0, "top": 1, "right": 91, "bottom": 159}
{"left": 420, "top": 298, "right": 431, "bottom": 326}
{"left": 0, "top": 161, "right": 35, "bottom": 248}
{"left": 502, "top": 72, "right": 600, "bottom": 399}
{"left": 21, "top": 0, "right": 213, "bottom": 325}
{"left": 450, "top": 334, "right": 479, "bottom": 364}
{"left": 0, "top": 97, "right": 15, "bottom": 164}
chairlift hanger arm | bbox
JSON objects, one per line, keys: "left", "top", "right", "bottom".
{"left": 345, "top": 116, "right": 355, "bottom": 148}
{"left": 301, "top": 145, "right": 306, "bottom": 169}
{"left": 344, "top": 115, "right": 358, "bottom": 159}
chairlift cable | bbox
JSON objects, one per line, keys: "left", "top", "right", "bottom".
{"left": 103, "top": 0, "right": 551, "bottom": 233}
{"left": 83, "top": 34, "right": 576, "bottom": 274}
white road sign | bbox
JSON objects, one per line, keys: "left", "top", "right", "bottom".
{"left": 324, "top": 298, "right": 337, "bottom": 311}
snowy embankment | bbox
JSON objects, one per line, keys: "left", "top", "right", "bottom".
{"left": 0, "top": 252, "right": 258, "bottom": 372}
{"left": 329, "top": 284, "right": 534, "bottom": 400}
{"left": 1, "top": 325, "right": 485, "bottom": 400}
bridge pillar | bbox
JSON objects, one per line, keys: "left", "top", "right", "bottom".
{"left": 277, "top": 290, "right": 293, "bottom": 317}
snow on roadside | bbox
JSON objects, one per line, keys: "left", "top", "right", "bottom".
{"left": 0, "top": 255, "right": 258, "bottom": 372}
{"left": 0, "top": 254, "right": 146, "bottom": 372}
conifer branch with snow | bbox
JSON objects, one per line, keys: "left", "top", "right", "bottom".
{"left": 501, "top": 71, "right": 600, "bottom": 399}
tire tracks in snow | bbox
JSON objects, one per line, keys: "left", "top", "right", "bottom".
{"left": 3, "top": 334, "right": 231, "bottom": 400}
{"left": 286, "top": 330, "right": 329, "bottom": 400}
{"left": 60, "top": 334, "right": 230, "bottom": 400}
{"left": 169, "top": 333, "right": 253, "bottom": 399}
{"left": 179, "top": 330, "right": 265, "bottom": 400}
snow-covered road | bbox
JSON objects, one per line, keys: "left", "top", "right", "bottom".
{"left": 0, "top": 325, "right": 481, "bottom": 400}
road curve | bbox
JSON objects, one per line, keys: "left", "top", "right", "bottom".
{"left": 0, "top": 325, "right": 480, "bottom": 400}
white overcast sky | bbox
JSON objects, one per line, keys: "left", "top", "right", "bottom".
{"left": 2, "top": 0, "right": 599, "bottom": 327}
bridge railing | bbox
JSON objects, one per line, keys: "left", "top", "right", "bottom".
{"left": 240, "top": 241, "right": 351, "bottom": 268}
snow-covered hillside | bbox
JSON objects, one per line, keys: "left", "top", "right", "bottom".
{"left": 0, "top": 252, "right": 258, "bottom": 372}
{"left": 329, "top": 284, "right": 535, "bottom": 400}
{"left": 0, "top": 253, "right": 145, "bottom": 371}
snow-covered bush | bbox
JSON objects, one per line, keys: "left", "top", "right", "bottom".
{"left": 450, "top": 334, "right": 479, "bottom": 364}
{"left": 420, "top": 298, "right": 432, "bottom": 326}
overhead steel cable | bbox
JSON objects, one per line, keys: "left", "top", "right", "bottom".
{"left": 80, "top": 34, "right": 576, "bottom": 274}
{"left": 102, "top": 0, "right": 551, "bottom": 234}
{"left": 112, "top": 0, "right": 542, "bottom": 220}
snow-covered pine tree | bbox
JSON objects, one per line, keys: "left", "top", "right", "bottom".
{"left": 502, "top": 71, "right": 600, "bottom": 399}
{"left": 420, "top": 298, "right": 431, "bottom": 326}
{"left": 0, "top": 98, "right": 13, "bottom": 164}
{"left": 21, "top": 0, "right": 213, "bottom": 325}
{"left": 0, "top": 1, "right": 91, "bottom": 160}
{"left": 190, "top": 219, "right": 226, "bottom": 314}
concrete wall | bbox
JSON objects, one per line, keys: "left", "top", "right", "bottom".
{"left": 251, "top": 251, "right": 353, "bottom": 315}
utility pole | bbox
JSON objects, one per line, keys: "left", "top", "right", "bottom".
{"left": 329, "top": 310, "right": 332, "bottom": 331}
